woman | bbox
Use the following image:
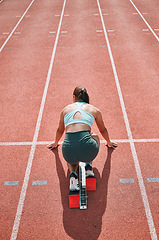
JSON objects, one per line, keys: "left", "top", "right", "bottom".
{"left": 47, "top": 87, "right": 117, "bottom": 191}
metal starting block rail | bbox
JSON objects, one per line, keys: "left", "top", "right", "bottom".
{"left": 79, "top": 162, "right": 87, "bottom": 209}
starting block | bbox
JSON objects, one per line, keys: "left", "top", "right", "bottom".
{"left": 86, "top": 176, "right": 96, "bottom": 191}
{"left": 69, "top": 190, "right": 80, "bottom": 208}
{"left": 69, "top": 162, "right": 96, "bottom": 209}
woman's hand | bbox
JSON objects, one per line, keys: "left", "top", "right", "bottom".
{"left": 107, "top": 141, "right": 118, "bottom": 149}
{"left": 47, "top": 142, "right": 59, "bottom": 150}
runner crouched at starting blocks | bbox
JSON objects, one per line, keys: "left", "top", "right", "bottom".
{"left": 47, "top": 86, "right": 117, "bottom": 197}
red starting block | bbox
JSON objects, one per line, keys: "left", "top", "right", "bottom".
{"left": 69, "top": 191, "right": 80, "bottom": 208}
{"left": 86, "top": 176, "right": 96, "bottom": 191}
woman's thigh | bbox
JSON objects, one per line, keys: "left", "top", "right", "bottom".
{"left": 91, "top": 133, "right": 100, "bottom": 147}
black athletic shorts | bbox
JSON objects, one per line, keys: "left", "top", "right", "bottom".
{"left": 62, "top": 130, "right": 99, "bottom": 164}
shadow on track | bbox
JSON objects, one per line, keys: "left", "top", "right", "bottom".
{"left": 52, "top": 147, "right": 114, "bottom": 240}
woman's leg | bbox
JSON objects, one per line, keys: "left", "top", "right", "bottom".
{"left": 67, "top": 163, "right": 79, "bottom": 173}
{"left": 91, "top": 133, "right": 100, "bottom": 147}
{"left": 67, "top": 163, "right": 79, "bottom": 191}
{"left": 84, "top": 133, "right": 99, "bottom": 177}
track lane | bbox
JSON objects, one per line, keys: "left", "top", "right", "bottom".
{"left": 10, "top": 0, "right": 67, "bottom": 239}
{"left": 97, "top": 0, "right": 158, "bottom": 239}
{"left": 98, "top": 0, "right": 159, "bottom": 238}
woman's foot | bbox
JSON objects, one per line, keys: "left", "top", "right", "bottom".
{"left": 85, "top": 163, "right": 95, "bottom": 177}
{"left": 70, "top": 172, "right": 79, "bottom": 191}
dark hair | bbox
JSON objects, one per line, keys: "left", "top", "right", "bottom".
{"left": 73, "top": 87, "right": 89, "bottom": 104}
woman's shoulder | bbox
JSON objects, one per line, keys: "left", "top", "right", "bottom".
{"left": 85, "top": 103, "right": 100, "bottom": 111}
{"left": 83, "top": 103, "right": 100, "bottom": 118}
{"left": 61, "top": 103, "right": 76, "bottom": 116}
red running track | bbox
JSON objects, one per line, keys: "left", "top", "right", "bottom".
{"left": 0, "top": 0, "right": 159, "bottom": 239}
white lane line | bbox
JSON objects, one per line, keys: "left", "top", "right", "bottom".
{"left": 0, "top": 138, "right": 159, "bottom": 146}
{"left": 0, "top": 0, "right": 35, "bottom": 53}
{"left": 0, "top": 142, "right": 33, "bottom": 146}
{"left": 10, "top": 0, "right": 67, "bottom": 239}
{"left": 96, "top": 0, "right": 158, "bottom": 239}
{"left": 133, "top": 139, "right": 159, "bottom": 143}
{"left": 129, "top": 0, "right": 159, "bottom": 42}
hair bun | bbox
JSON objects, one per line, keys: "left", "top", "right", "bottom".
{"left": 73, "top": 86, "right": 89, "bottom": 104}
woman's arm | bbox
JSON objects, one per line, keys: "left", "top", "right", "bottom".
{"left": 47, "top": 111, "right": 65, "bottom": 150}
{"left": 95, "top": 109, "right": 117, "bottom": 148}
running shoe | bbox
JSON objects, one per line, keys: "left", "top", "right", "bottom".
{"left": 85, "top": 163, "right": 95, "bottom": 177}
{"left": 70, "top": 172, "right": 79, "bottom": 191}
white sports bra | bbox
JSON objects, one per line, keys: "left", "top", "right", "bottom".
{"left": 64, "top": 102, "right": 95, "bottom": 128}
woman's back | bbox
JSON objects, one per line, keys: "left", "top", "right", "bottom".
{"left": 63, "top": 102, "right": 98, "bottom": 132}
